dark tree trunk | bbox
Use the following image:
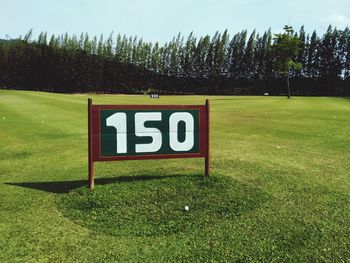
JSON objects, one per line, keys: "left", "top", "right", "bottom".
{"left": 286, "top": 75, "right": 291, "bottom": 99}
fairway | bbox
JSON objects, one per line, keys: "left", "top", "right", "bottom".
{"left": 1, "top": 90, "right": 350, "bottom": 262}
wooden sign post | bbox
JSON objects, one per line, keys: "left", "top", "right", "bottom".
{"left": 88, "top": 99, "right": 210, "bottom": 190}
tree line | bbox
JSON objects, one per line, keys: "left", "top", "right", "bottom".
{"left": 0, "top": 26, "right": 349, "bottom": 95}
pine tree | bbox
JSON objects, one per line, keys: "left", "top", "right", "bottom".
{"left": 23, "top": 29, "right": 33, "bottom": 43}
{"left": 343, "top": 27, "right": 350, "bottom": 79}
{"left": 105, "top": 32, "right": 114, "bottom": 58}
{"left": 296, "top": 26, "right": 306, "bottom": 77}
{"left": 242, "top": 30, "right": 256, "bottom": 80}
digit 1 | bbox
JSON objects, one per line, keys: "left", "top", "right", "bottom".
{"left": 106, "top": 112, "right": 127, "bottom": 154}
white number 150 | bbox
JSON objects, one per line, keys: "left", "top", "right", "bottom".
{"left": 106, "top": 112, "right": 194, "bottom": 153}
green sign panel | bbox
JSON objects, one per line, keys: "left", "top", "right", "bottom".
{"left": 100, "top": 110, "right": 200, "bottom": 156}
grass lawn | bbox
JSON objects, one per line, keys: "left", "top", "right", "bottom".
{"left": 0, "top": 90, "right": 350, "bottom": 262}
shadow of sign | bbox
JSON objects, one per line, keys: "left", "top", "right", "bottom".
{"left": 5, "top": 174, "right": 185, "bottom": 194}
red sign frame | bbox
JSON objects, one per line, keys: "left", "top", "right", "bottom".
{"left": 88, "top": 99, "right": 210, "bottom": 190}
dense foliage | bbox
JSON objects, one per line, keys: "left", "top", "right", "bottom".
{"left": 272, "top": 25, "right": 303, "bottom": 98}
{"left": 0, "top": 26, "right": 349, "bottom": 95}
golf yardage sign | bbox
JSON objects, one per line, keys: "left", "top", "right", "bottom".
{"left": 88, "top": 99, "right": 210, "bottom": 189}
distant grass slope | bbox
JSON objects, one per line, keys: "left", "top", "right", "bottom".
{"left": 0, "top": 90, "right": 349, "bottom": 262}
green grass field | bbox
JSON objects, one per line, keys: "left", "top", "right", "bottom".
{"left": 1, "top": 90, "right": 350, "bottom": 262}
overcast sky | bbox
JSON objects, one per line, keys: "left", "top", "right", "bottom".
{"left": 1, "top": 0, "right": 349, "bottom": 43}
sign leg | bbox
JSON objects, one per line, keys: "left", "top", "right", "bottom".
{"left": 89, "top": 161, "right": 94, "bottom": 190}
{"left": 88, "top": 98, "right": 94, "bottom": 190}
{"left": 205, "top": 99, "right": 210, "bottom": 177}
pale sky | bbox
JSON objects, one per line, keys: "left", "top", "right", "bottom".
{"left": 1, "top": 0, "right": 349, "bottom": 43}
